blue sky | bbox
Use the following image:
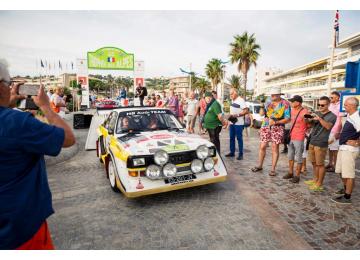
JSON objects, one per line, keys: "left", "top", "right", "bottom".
{"left": 1, "top": 10, "right": 360, "bottom": 88}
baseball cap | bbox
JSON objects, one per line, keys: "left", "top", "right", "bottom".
{"left": 288, "top": 95, "right": 303, "bottom": 103}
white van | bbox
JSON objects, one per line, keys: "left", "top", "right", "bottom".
{"left": 246, "top": 102, "right": 264, "bottom": 128}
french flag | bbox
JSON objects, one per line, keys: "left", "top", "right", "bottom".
{"left": 107, "top": 57, "right": 115, "bottom": 63}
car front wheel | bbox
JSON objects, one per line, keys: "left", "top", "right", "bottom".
{"left": 108, "top": 159, "right": 120, "bottom": 193}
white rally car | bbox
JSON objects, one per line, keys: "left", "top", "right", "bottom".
{"left": 95, "top": 107, "right": 227, "bottom": 198}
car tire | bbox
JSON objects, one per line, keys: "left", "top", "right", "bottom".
{"left": 107, "top": 158, "right": 120, "bottom": 193}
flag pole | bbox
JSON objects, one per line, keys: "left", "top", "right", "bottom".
{"left": 189, "top": 63, "right": 192, "bottom": 91}
{"left": 327, "top": 10, "right": 338, "bottom": 97}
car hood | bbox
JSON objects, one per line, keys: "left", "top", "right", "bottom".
{"left": 116, "top": 130, "right": 213, "bottom": 155}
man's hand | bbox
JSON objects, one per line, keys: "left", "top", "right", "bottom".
{"left": 269, "top": 119, "right": 276, "bottom": 126}
{"left": 9, "top": 81, "right": 26, "bottom": 108}
{"left": 313, "top": 115, "right": 320, "bottom": 121}
{"left": 32, "top": 85, "right": 50, "bottom": 111}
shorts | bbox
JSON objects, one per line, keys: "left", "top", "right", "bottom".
{"left": 308, "top": 144, "right": 327, "bottom": 166}
{"left": 302, "top": 137, "right": 308, "bottom": 158}
{"left": 328, "top": 133, "right": 339, "bottom": 151}
{"left": 288, "top": 140, "right": 304, "bottom": 164}
{"left": 335, "top": 150, "right": 359, "bottom": 179}
{"left": 259, "top": 126, "right": 285, "bottom": 144}
{"left": 187, "top": 115, "right": 197, "bottom": 129}
{"left": 17, "top": 221, "right": 54, "bottom": 250}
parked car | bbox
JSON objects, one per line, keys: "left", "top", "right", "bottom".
{"left": 95, "top": 107, "right": 228, "bottom": 198}
{"left": 246, "top": 102, "right": 264, "bottom": 129}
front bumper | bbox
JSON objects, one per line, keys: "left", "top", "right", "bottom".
{"left": 121, "top": 175, "right": 227, "bottom": 198}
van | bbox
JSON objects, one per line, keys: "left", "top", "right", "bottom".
{"left": 246, "top": 102, "right": 264, "bottom": 129}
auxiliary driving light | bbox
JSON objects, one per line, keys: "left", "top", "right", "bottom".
{"left": 145, "top": 165, "right": 161, "bottom": 179}
{"left": 191, "top": 159, "right": 203, "bottom": 173}
{"left": 163, "top": 163, "right": 177, "bottom": 178}
{"left": 154, "top": 150, "right": 169, "bottom": 166}
{"left": 204, "top": 157, "right": 215, "bottom": 171}
{"left": 196, "top": 145, "right": 209, "bottom": 160}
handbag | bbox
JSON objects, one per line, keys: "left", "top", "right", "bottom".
{"left": 283, "top": 108, "right": 303, "bottom": 145}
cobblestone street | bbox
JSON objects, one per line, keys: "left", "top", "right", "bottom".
{"left": 46, "top": 120, "right": 360, "bottom": 250}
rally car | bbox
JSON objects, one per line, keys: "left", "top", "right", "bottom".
{"left": 95, "top": 99, "right": 119, "bottom": 110}
{"left": 95, "top": 107, "right": 227, "bottom": 198}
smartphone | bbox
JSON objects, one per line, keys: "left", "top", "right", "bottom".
{"left": 304, "top": 114, "right": 314, "bottom": 119}
{"left": 19, "top": 84, "right": 40, "bottom": 96}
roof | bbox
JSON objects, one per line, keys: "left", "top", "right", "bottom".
{"left": 111, "top": 106, "right": 172, "bottom": 112}
{"left": 336, "top": 32, "right": 360, "bottom": 49}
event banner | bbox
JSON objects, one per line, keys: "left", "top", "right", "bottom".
{"left": 87, "top": 47, "right": 134, "bottom": 70}
{"left": 134, "top": 60, "right": 145, "bottom": 93}
{"left": 76, "top": 58, "right": 90, "bottom": 108}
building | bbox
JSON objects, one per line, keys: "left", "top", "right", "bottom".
{"left": 12, "top": 73, "right": 77, "bottom": 90}
{"left": 254, "top": 32, "right": 360, "bottom": 107}
{"left": 168, "top": 76, "right": 191, "bottom": 96}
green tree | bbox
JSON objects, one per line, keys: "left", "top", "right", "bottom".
{"left": 228, "top": 74, "right": 242, "bottom": 90}
{"left": 229, "top": 31, "right": 260, "bottom": 101}
{"left": 205, "top": 58, "right": 225, "bottom": 91}
{"left": 193, "top": 78, "right": 211, "bottom": 96}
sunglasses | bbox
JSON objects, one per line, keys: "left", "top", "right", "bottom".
{"left": 317, "top": 104, "right": 327, "bottom": 107}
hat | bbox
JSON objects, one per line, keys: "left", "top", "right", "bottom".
{"left": 269, "top": 87, "right": 282, "bottom": 95}
{"left": 288, "top": 95, "right": 303, "bottom": 103}
{"left": 204, "top": 91, "right": 212, "bottom": 97}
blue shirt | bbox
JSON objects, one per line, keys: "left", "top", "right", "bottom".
{"left": 0, "top": 107, "right": 65, "bottom": 249}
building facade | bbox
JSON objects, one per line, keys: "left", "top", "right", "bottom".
{"left": 254, "top": 32, "right": 360, "bottom": 105}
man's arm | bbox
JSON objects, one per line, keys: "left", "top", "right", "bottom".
{"left": 32, "top": 86, "right": 75, "bottom": 147}
{"left": 313, "top": 115, "right": 333, "bottom": 130}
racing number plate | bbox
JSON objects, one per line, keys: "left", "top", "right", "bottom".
{"left": 164, "top": 174, "right": 197, "bottom": 185}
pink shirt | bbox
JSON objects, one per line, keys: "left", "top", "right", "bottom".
{"left": 290, "top": 107, "right": 309, "bottom": 141}
{"left": 329, "top": 101, "right": 342, "bottom": 135}
{"left": 199, "top": 98, "right": 207, "bottom": 115}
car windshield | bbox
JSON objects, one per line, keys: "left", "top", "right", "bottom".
{"left": 116, "top": 109, "right": 183, "bottom": 134}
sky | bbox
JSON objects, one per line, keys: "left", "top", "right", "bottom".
{"left": 1, "top": 10, "right": 360, "bottom": 89}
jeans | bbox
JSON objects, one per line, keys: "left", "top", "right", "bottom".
{"left": 207, "top": 126, "right": 222, "bottom": 153}
{"left": 139, "top": 97, "right": 144, "bottom": 106}
{"left": 229, "top": 124, "right": 244, "bottom": 156}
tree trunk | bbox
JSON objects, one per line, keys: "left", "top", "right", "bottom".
{"left": 243, "top": 72, "right": 247, "bottom": 101}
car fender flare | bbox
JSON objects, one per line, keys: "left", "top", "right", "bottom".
{"left": 108, "top": 150, "right": 127, "bottom": 192}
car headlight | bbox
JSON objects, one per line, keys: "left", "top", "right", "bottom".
{"left": 145, "top": 165, "right": 162, "bottom": 179}
{"left": 154, "top": 150, "right": 169, "bottom": 165}
{"left": 208, "top": 147, "right": 216, "bottom": 157}
{"left": 191, "top": 159, "right": 203, "bottom": 173}
{"left": 163, "top": 163, "right": 177, "bottom": 178}
{"left": 133, "top": 158, "right": 145, "bottom": 167}
{"left": 196, "top": 145, "right": 209, "bottom": 160}
{"left": 204, "top": 157, "right": 215, "bottom": 171}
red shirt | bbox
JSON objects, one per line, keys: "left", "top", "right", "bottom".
{"left": 290, "top": 107, "right": 309, "bottom": 141}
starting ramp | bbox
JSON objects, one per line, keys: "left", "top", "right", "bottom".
{"left": 85, "top": 109, "right": 112, "bottom": 150}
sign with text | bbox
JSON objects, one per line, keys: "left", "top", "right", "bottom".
{"left": 76, "top": 58, "right": 90, "bottom": 108}
{"left": 87, "top": 47, "right": 134, "bottom": 70}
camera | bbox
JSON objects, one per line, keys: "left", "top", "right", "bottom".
{"left": 18, "top": 84, "right": 40, "bottom": 110}
{"left": 304, "top": 114, "right": 314, "bottom": 119}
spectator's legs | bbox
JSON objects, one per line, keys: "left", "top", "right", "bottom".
{"left": 271, "top": 143, "right": 280, "bottom": 172}
{"left": 235, "top": 125, "right": 244, "bottom": 157}
{"left": 140, "top": 97, "right": 144, "bottom": 106}
{"left": 257, "top": 142, "right": 267, "bottom": 168}
{"left": 345, "top": 178, "right": 354, "bottom": 195}
{"left": 332, "top": 150, "right": 338, "bottom": 168}
{"left": 208, "top": 127, "right": 221, "bottom": 153}
{"left": 229, "top": 124, "right": 235, "bottom": 155}
{"left": 289, "top": 160, "right": 294, "bottom": 175}
{"left": 214, "top": 126, "right": 222, "bottom": 153}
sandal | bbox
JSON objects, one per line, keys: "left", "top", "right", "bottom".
{"left": 251, "top": 166, "right": 263, "bottom": 172}
{"left": 269, "top": 170, "right": 276, "bottom": 177}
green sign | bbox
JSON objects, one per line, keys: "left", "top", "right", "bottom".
{"left": 87, "top": 47, "right": 134, "bottom": 70}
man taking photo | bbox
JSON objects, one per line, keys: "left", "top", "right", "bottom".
{"left": 0, "top": 60, "right": 76, "bottom": 249}
{"left": 304, "top": 96, "right": 336, "bottom": 192}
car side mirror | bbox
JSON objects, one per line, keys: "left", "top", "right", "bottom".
{"left": 108, "top": 127, "right": 114, "bottom": 135}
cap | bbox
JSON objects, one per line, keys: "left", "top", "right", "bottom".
{"left": 288, "top": 95, "right": 303, "bottom": 103}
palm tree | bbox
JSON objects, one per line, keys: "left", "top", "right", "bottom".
{"left": 194, "top": 78, "right": 211, "bottom": 96}
{"left": 229, "top": 32, "right": 260, "bottom": 101}
{"left": 205, "top": 58, "right": 225, "bottom": 91}
{"left": 228, "top": 74, "right": 242, "bottom": 90}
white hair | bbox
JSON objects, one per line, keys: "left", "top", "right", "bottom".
{"left": 0, "top": 58, "right": 10, "bottom": 82}
{"left": 346, "top": 97, "right": 359, "bottom": 107}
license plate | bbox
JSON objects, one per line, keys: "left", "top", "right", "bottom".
{"left": 164, "top": 174, "right": 197, "bottom": 185}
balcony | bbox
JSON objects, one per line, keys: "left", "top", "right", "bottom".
{"left": 333, "top": 49, "right": 360, "bottom": 69}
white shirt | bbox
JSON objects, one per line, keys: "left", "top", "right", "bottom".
{"left": 339, "top": 111, "right": 360, "bottom": 152}
{"left": 186, "top": 99, "right": 198, "bottom": 116}
{"left": 230, "top": 96, "right": 247, "bottom": 125}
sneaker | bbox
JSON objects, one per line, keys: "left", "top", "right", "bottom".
{"left": 281, "top": 149, "right": 288, "bottom": 154}
{"left": 334, "top": 188, "right": 345, "bottom": 196}
{"left": 304, "top": 180, "right": 316, "bottom": 185}
{"left": 309, "top": 185, "right": 324, "bottom": 192}
{"left": 282, "top": 173, "right": 293, "bottom": 179}
{"left": 331, "top": 195, "right": 352, "bottom": 204}
{"left": 236, "top": 155, "right": 243, "bottom": 160}
{"left": 225, "top": 153, "right": 235, "bottom": 157}
{"left": 290, "top": 176, "right": 300, "bottom": 183}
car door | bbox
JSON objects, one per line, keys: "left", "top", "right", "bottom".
{"left": 104, "top": 112, "right": 118, "bottom": 151}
